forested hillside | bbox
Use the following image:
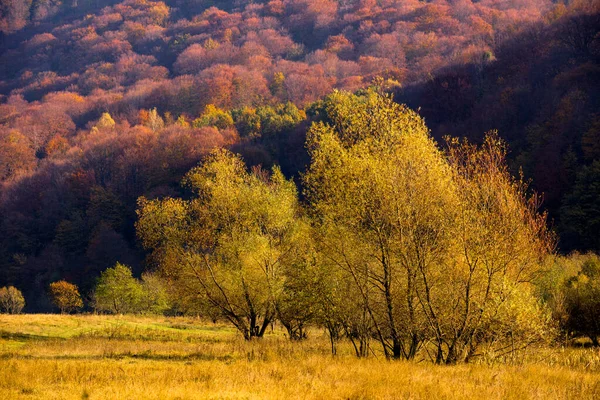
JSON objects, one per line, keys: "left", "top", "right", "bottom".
{"left": 0, "top": 0, "right": 598, "bottom": 311}
{"left": 400, "top": 6, "right": 600, "bottom": 252}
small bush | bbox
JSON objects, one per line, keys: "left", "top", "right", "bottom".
{"left": 538, "top": 253, "right": 600, "bottom": 345}
{"left": 93, "top": 263, "right": 144, "bottom": 314}
{"left": 93, "top": 263, "right": 170, "bottom": 315}
{"left": 564, "top": 255, "right": 600, "bottom": 345}
{"left": 140, "top": 272, "right": 170, "bottom": 315}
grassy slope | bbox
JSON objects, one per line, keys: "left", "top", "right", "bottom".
{"left": 0, "top": 314, "right": 599, "bottom": 399}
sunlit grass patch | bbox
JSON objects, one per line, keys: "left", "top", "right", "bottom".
{"left": 0, "top": 314, "right": 598, "bottom": 399}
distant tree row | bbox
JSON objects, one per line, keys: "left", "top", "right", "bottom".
{"left": 537, "top": 253, "right": 600, "bottom": 346}
{"left": 92, "top": 262, "right": 169, "bottom": 314}
{"left": 0, "top": 265, "right": 169, "bottom": 315}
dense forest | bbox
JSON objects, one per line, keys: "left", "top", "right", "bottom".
{"left": 0, "top": 0, "right": 599, "bottom": 311}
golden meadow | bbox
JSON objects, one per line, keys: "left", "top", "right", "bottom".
{"left": 0, "top": 314, "right": 599, "bottom": 399}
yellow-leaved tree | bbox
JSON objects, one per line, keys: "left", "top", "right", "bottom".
{"left": 304, "top": 89, "right": 554, "bottom": 362}
{"left": 305, "top": 89, "right": 459, "bottom": 359}
{"left": 136, "top": 149, "right": 308, "bottom": 339}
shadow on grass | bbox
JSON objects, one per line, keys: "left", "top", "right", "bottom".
{"left": 0, "top": 330, "right": 64, "bottom": 341}
{"left": 0, "top": 351, "right": 235, "bottom": 362}
{"left": 570, "top": 342, "right": 599, "bottom": 349}
{"left": 73, "top": 329, "right": 227, "bottom": 343}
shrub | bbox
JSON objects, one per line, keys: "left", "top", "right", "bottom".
{"left": 93, "top": 263, "right": 144, "bottom": 314}
{"left": 538, "top": 253, "right": 600, "bottom": 345}
{"left": 140, "top": 272, "right": 170, "bottom": 315}
{"left": 564, "top": 255, "right": 600, "bottom": 345}
{"left": 93, "top": 263, "right": 170, "bottom": 314}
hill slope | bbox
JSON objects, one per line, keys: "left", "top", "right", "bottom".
{"left": 0, "top": 0, "right": 599, "bottom": 310}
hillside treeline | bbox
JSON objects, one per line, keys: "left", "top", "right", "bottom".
{"left": 0, "top": 0, "right": 599, "bottom": 311}
{"left": 400, "top": 4, "right": 600, "bottom": 252}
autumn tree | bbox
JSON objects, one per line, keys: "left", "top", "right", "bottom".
{"left": 137, "top": 149, "right": 306, "bottom": 339}
{"left": 0, "top": 129, "right": 36, "bottom": 181}
{"left": 94, "top": 112, "right": 116, "bottom": 131}
{"left": 272, "top": 228, "right": 322, "bottom": 340}
{"left": 49, "top": 280, "right": 83, "bottom": 313}
{"left": 193, "top": 104, "right": 234, "bottom": 130}
{"left": 232, "top": 107, "right": 261, "bottom": 138}
{"left": 0, "top": 0, "right": 31, "bottom": 32}
{"left": 441, "top": 133, "right": 554, "bottom": 363}
{"left": 144, "top": 108, "right": 165, "bottom": 132}
{"left": 0, "top": 286, "right": 25, "bottom": 314}
{"left": 305, "top": 89, "right": 459, "bottom": 359}
{"left": 304, "top": 90, "right": 553, "bottom": 362}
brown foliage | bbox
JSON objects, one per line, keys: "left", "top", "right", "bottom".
{"left": 49, "top": 280, "right": 83, "bottom": 313}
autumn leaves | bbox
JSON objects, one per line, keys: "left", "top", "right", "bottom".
{"left": 137, "top": 90, "right": 553, "bottom": 362}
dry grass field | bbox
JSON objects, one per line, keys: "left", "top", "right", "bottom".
{"left": 0, "top": 314, "right": 599, "bottom": 399}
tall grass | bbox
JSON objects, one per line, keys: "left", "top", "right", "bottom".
{"left": 0, "top": 314, "right": 599, "bottom": 399}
